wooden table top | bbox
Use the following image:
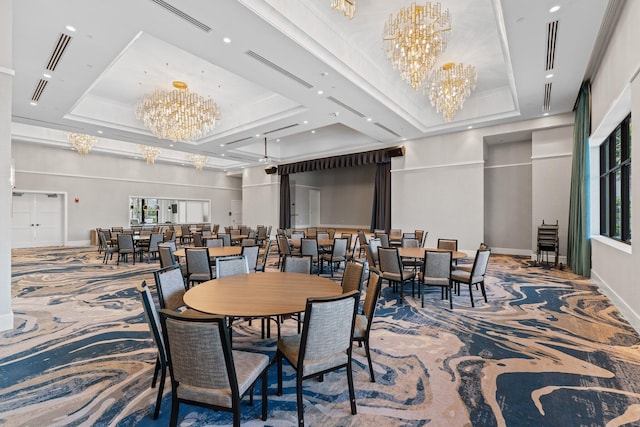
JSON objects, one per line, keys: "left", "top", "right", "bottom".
{"left": 398, "top": 247, "right": 467, "bottom": 260}
{"left": 183, "top": 272, "right": 342, "bottom": 317}
{"left": 173, "top": 246, "right": 242, "bottom": 258}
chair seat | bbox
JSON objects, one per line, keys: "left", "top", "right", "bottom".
{"left": 451, "top": 270, "right": 483, "bottom": 284}
{"left": 278, "top": 334, "right": 348, "bottom": 377}
{"left": 420, "top": 276, "right": 450, "bottom": 286}
{"left": 454, "top": 264, "right": 473, "bottom": 272}
{"left": 380, "top": 270, "right": 415, "bottom": 282}
{"left": 189, "top": 272, "right": 211, "bottom": 282}
{"left": 319, "top": 254, "right": 346, "bottom": 262}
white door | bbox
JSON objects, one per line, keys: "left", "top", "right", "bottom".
{"left": 12, "top": 192, "right": 64, "bottom": 248}
{"left": 231, "top": 200, "right": 242, "bottom": 225}
{"left": 309, "top": 189, "right": 320, "bottom": 226}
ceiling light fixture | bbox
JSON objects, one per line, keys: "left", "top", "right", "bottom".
{"left": 330, "top": 0, "right": 355, "bottom": 19}
{"left": 139, "top": 145, "right": 160, "bottom": 164}
{"left": 66, "top": 132, "right": 97, "bottom": 155}
{"left": 136, "top": 81, "right": 220, "bottom": 142}
{"left": 258, "top": 137, "right": 272, "bottom": 164}
{"left": 426, "top": 62, "right": 477, "bottom": 122}
{"left": 189, "top": 153, "right": 208, "bottom": 171}
{"left": 549, "top": 5, "right": 560, "bottom": 13}
{"left": 384, "top": 2, "right": 451, "bottom": 91}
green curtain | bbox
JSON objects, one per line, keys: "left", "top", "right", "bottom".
{"left": 567, "top": 81, "right": 591, "bottom": 276}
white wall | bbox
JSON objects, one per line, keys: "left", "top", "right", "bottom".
{"left": 242, "top": 166, "right": 279, "bottom": 235}
{"left": 0, "top": 0, "right": 13, "bottom": 331}
{"left": 12, "top": 142, "right": 242, "bottom": 244}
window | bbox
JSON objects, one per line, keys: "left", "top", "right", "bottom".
{"left": 600, "top": 114, "right": 631, "bottom": 243}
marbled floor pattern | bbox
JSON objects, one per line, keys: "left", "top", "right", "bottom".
{"left": 2, "top": 246, "right": 640, "bottom": 427}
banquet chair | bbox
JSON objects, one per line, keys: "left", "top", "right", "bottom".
{"left": 415, "top": 230, "right": 427, "bottom": 247}
{"left": 377, "top": 246, "right": 415, "bottom": 305}
{"left": 420, "top": 250, "right": 453, "bottom": 309}
{"left": 341, "top": 261, "right": 366, "bottom": 297}
{"left": 401, "top": 237, "right": 422, "bottom": 273}
{"left": 456, "top": 243, "right": 489, "bottom": 273}
{"left": 185, "top": 248, "right": 213, "bottom": 287}
{"left": 437, "top": 238, "right": 458, "bottom": 251}
{"left": 136, "top": 281, "right": 167, "bottom": 420}
{"left": 142, "top": 232, "right": 164, "bottom": 263}
{"left": 192, "top": 232, "right": 204, "bottom": 248}
{"left": 241, "top": 238, "right": 256, "bottom": 247}
{"left": 363, "top": 243, "right": 379, "bottom": 275}
{"left": 352, "top": 271, "right": 382, "bottom": 382}
{"left": 276, "top": 291, "right": 359, "bottom": 427}
{"left": 99, "top": 231, "right": 118, "bottom": 264}
{"left": 206, "top": 238, "right": 223, "bottom": 247}
{"left": 216, "top": 255, "right": 250, "bottom": 279}
{"left": 451, "top": 249, "right": 491, "bottom": 307}
{"left": 282, "top": 255, "right": 312, "bottom": 274}
{"left": 241, "top": 245, "right": 260, "bottom": 273}
{"left": 357, "top": 230, "right": 368, "bottom": 258}
{"left": 160, "top": 310, "right": 269, "bottom": 427}
{"left": 154, "top": 264, "right": 188, "bottom": 311}
{"left": 255, "top": 239, "right": 272, "bottom": 272}
{"left": 319, "top": 238, "right": 348, "bottom": 277}
{"left": 300, "top": 238, "right": 320, "bottom": 274}
{"left": 117, "top": 233, "right": 142, "bottom": 265}
{"left": 369, "top": 238, "right": 382, "bottom": 265}
{"left": 276, "top": 235, "right": 292, "bottom": 268}
{"left": 218, "top": 233, "right": 232, "bottom": 247}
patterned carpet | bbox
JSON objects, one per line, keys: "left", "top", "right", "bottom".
{"left": 2, "top": 246, "right": 640, "bottom": 427}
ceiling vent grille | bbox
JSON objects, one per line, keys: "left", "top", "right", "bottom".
{"left": 150, "top": 0, "right": 212, "bottom": 32}
{"left": 326, "top": 96, "right": 366, "bottom": 118}
{"left": 224, "top": 136, "right": 253, "bottom": 146}
{"left": 47, "top": 33, "right": 72, "bottom": 71}
{"left": 31, "top": 79, "right": 48, "bottom": 102}
{"left": 264, "top": 123, "right": 299, "bottom": 134}
{"left": 374, "top": 122, "right": 401, "bottom": 137}
{"left": 543, "top": 82, "right": 552, "bottom": 111}
{"left": 245, "top": 50, "right": 313, "bottom": 88}
{"left": 545, "top": 20, "right": 558, "bottom": 70}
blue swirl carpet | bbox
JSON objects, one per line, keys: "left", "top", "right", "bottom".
{"left": 2, "top": 247, "right": 640, "bottom": 426}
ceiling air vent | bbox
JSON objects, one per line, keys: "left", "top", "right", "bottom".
{"left": 374, "top": 122, "right": 401, "bottom": 137}
{"left": 545, "top": 20, "right": 558, "bottom": 71}
{"left": 326, "top": 96, "right": 366, "bottom": 118}
{"left": 31, "top": 79, "right": 48, "bottom": 102}
{"left": 245, "top": 50, "right": 313, "bottom": 89}
{"left": 224, "top": 136, "right": 253, "bottom": 146}
{"left": 47, "top": 33, "right": 72, "bottom": 71}
{"left": 150, "top": 0, "right": 212, "bottom": 32}
{"left": 543, "top": 82, "right": 552, "bottom": 111}
{"left": 264, "top": 124, "right": 299, "bottom": 134}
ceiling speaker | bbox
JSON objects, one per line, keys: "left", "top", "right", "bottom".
{"left": 386, "top": 146, "right": 405, "bottom": 158}
{"left": 265, "top": 166, "right": 278, "bottom": 174}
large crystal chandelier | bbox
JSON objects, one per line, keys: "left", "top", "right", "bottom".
{"left": 330, "top": 0, "right": 355, "bottom": 19}
{"left": 426, "top": 62, "right": 477, "bottom": 122}
{"left": 135, "top": 81, "right": 220, "bottom": 142}
{"left": 66, "top": 132, "right": 97, "bottom": 155}
{"left": 383, "top": 3, "right": 451, "bottom": 91}
{"left": 138, "top": 145, "right": 160, "bottom": 164}
{"left": 189, "top": 153, "right": 209, "bottom": 171}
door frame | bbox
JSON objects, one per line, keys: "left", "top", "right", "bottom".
{"left": 11, "top": 189, "right": 68, "bottom": 248}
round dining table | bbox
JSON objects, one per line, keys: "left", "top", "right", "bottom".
{"left": 398, "top": 247, "right": 467, "bottom": 260}
{"left": 173, "top": 246, "right": 242, "bottom": 259}
{"left": 183, "top": 272, "right": 342, "bottom": 317}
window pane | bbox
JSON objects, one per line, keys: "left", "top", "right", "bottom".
{"left": 614, "top": 170, "right": 622, "bottom": 239}
{"left": 615, "top": 127, "right": 622, "bottom": 165}
{"left": 600, "top": 176, "right": 609, "bottom": 235}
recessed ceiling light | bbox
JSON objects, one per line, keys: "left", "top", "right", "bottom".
{"left": 220, "top": 143, "right": 225, "bottom": 147}
{"left": 317, "top": 90, "right": 324, "bottom": 95}
{"left": 321, "top": 72, "right": 329, "bottom": 76}
{"left": 255, "top": 134, "right": 260, "bottom": 137}
{"left": 467, "top": 126, "right": 473, "bottom": 129}
{"left": 311, "top": 130, "right": 316, "bottom": 134}
{"left": 546, "top": 73, "right": 554, "bottom": 79}
{"left": 30, "top": 101, "right": 38, "bottom": 106}
{"left": 221, "top": 153, "right": 225, "bottom": 156}
{"left": 223, "top": 37, "right": 231, "bottom": 43}
{"left": 543, "top": 112, "right": 550, "bottom": 116}
{"left": 169, "top": 144, "right": 174, "bottom": 147}
{"left": 549, "top": 5, "right": 560, "bottom": 13}
{"left": 366, "top": 117, "right": 372, "bottom": 122}
{"left": 43, "top": 73, "right": 52, "bottom": 79}
{"left": 65, "top": 25, "right": 76, "bottom": 32}
{"left": 97, "top": 130, "right": 103, "bottom": 134}
{"left": 303, "top": 120, "right": 308, "bottom": 124}
{"left": 276, "top": 139, "right": 280, "bottom": 142}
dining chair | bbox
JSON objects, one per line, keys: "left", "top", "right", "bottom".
{"left": 369, "top": 238, "right": 382, "bottom": 264}
{"left": 437, "top": 238, "right": 458, "bottom": 251}
{"left": 282, "top": 255, "right": 312, "bottom": 274}
{"left": 241, "top": 245, "right": 260, "bottom": 273}
{"left": 319, "top": 237, "right": 348, "bottom": 277}
{"left": 142, "top": 232, "right": 164, "bottom": 263}
{"left": 456, "top": 243, "right": 489, "bottom": 273}
{"left": 154, "top": 264, "right": 188, "bottom": 311}
{"left": 363, "top": 243, "right": 379, "bottom": 275}
{"left": 192, "top": 232, "right": 204, "bottom": 247}
{"left": 300, "top": 238, "right": 320, "bottom": 274}
{"left": 420, "top": 250, "right": 453, "bottom": 309}
{"left": 158, "top": 244, "right": 175, "bottom": 268}
{"left": 451, "top": 249, "right": 491, "bottom": 307}
{"left": 136, "top": 281, "right": 167, "bottom": 420}
{"left": 377, "top": 246, "right": 415, "bottom": 304}
{"left": 255, "top": 239, "right": 272, "bottom": 272}
{"left": 377, "top": 233, "right": 390, "bottom": 248}
{"left": 341, "top": 261, "right": 366, "bottom": 297}
{"left": 206, "top": 237, "right": 223, "bottom": 247}
{"left": 117, "top": 233, "right": 142, "bottom": 265}
{"left": 357, "top": 230, "right": 368, "bottom": 258}
{"left": 160, "top": 309, "right": 269, "bottom": 427}
{"left": 353, "top": 271, "right": 382, "bottom": 382}
{"left": 185, "top": 247, "right": 213, "bottom": 287}
{"left": 99, "top": 231, "right": 118, "bottom": 264}
{"left": 401, "top": 237, "right": 422, "bottom": 273}
{"left": 276, "top": 235, "right": 292, "bottom": 268}
{"left": 415, "top": 230, "right": 427, "bottom": 247}
{"left": 215, "top": 255, "right": 250, "bottom": 279}
{"left": 241, "top": 238, "right": 256, "bottom": 247}
{"left": 276, "top": 291, "right": 359, "bottom": 427}
{"left": 218, "top": 233, "right": 232, "bottom": 247}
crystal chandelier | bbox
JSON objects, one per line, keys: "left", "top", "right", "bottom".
{"left": 426, "top": 62, "right": 477, "bottom": 122}
{"left": 330, "top": 0, "right": 355, "bottom": 19}
{"left": 383, "top": 2, "right": 451, "bottom": 91}
{"left": 138, "top": 145, "right": 160, "bottom": 164}
{"left": 66, "top": 132, "right": 97, "bottom": 155}
{"left": 135, "top": 81, "right": 220, "bottom": 142}
{"left": 189, "top": 153, "right": 209, "bottom": 171}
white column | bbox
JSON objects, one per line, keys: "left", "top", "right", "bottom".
{"left": 0, "top": 0, "right": 14, "bottom": 331}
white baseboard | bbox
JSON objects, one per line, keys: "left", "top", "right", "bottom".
{"left": 0, "top": 311, "right": 14, "bottom": 332}
{"left": 591, "top": 270, "right": 640, "bottom": 335}
{"left": 67, "top": 240, "right": 92, "bottom": 247}
{"left": 489, "top": 247, "right": 533, "bottom": 257}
